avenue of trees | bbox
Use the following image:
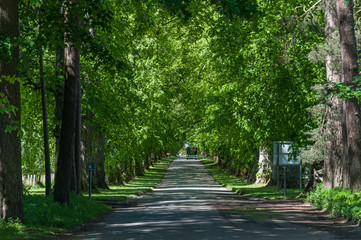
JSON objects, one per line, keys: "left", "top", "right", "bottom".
{"left": 2, "top": 0, "right": 361, "bottom": 221}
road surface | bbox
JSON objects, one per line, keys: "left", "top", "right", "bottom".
{"left": 75, "top": 158, "right": 361, "bottom": 240}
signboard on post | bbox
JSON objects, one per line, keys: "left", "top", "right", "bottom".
{"left": 273, "top": 141, "right": 302, "bottom": 195}
{"left": 273, "top": 141, "right": 300, "bottom": 166}
{"left": 86, "top": 162, "right": 95, "bottom": 198}
{"left": 86, "top": 162, "right": 95, "bottom": 172}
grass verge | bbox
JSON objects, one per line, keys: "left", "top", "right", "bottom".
{"left": 202, "top": 158, "right": 302, "bottom": 199}
{"left": 1, "top": 156, "right": 174, "bottom": 239}
{"left": 1, "top": 193, "right": 111, "bottom": 239}
{"left": 91, "top": 156, "right": 175, "bottom": 201}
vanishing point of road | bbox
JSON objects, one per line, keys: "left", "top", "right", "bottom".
{"left": 75, "top": 158, "right": 361, "bottom": 240}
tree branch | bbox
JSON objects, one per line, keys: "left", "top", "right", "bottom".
{"left": 295, "top": 0, "right": 323, "bottom": 19}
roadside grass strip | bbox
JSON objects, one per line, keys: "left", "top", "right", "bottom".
{"left": 202, "top": 158, "right": 302, "bottom": 199}
{"left": 1, "top": 156, "right": 174, "bottom": 239}
{"left": 91, "top": 156, "right": 175, "bottom": 201}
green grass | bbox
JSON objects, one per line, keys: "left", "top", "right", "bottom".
{"left": 202, "top": 158, "right": 302, "bottom": 199}
{"left": 91, "top": 156, "right": 175, "bottom": 201}
{"left": 1, "top": 156, "right": 174, "bottom": 239}
{"left": 1, "top": 193, "right": 111, "bottom": 239}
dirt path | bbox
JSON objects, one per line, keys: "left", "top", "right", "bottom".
{"left": 67, "top": 158, "right": 361, "bottom": 239}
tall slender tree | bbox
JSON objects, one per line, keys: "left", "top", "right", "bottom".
{"left": 39, "top": 4, "right": 52, "bottom": 196}
{"left": 0, "top": 0, "right": 23, "bottom": 220}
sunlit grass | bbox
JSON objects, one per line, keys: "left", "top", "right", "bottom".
{"left": 91, "top": 156, "right": 175, "bottom": 201}
{"left": 202, "top": 158, "right": 302, "bottom": 199}
{"left": 1, "top": 157, "right": 175, "bottom": 239}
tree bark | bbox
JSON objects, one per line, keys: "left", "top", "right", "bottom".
{"left": 255, "top": 147, "right": 272, "bottom": 184}
{"left": 54, "top": 47, "right": 64, "bottom": 179}
{"left": 0, "top": 0, "right": 23, "bottom": 220}
{"left": 323, "top": 0, "right": 344, "bottom": 189}
{"left": 336, "top": 0, "right": 361, "bottom": 191}
{"left": 53, "top": 1, "right": 81, "bottom": 203}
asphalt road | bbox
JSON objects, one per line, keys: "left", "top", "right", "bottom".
{"left": 75, "top": 158, "right": 361, "bottom": 240}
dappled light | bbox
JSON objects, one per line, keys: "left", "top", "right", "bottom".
{"left": 75, "top": 158, "right": 353, "bottom": 240}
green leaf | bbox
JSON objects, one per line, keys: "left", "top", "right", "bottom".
{"left": 5, "top": 124, "right": 18, "bottom": 133}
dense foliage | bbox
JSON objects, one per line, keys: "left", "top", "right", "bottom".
{"left": 16, "top": 0, "right": 329, "bottom": 182}
{"left": 307, "top": 184, "right": 361, "bottom": 220}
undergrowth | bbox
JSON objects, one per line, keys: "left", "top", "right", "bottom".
{"left": 306, "top": 184, "right": 361, "bottom": 221}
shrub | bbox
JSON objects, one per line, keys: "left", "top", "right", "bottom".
{"left": 306, "top": 184, "right": 361, "bottom": 220}
{"left": 0, "top": 218, "right": 23, "bottom": 240}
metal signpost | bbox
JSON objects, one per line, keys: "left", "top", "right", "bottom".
{"left": 86, "top": 162, "right": 95, "bottom": 198}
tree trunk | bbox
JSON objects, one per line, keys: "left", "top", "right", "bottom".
{"left": 39, "top": 7, "right": 52, "bottom": 196}
{"left": 0, "top": 0, "right": 23, "bottom": 220}
{"left": 336, "top": 0, "right": 361, "bottom": 191}
{"left": 94, "top": 131, "right": 109, "bottom": 188}
{"left": 255, "top": 147, "right": 272, "bottom": 184}
{"left": 54, "top": 46, "right": 64, "bottom": 180}
{"left": 81, "top": 115, "right": 93, "bottom": 191}
{"left": 91, "top": 130, "right": 107, "bottom": 188}
{"left": 53, "top": 1, "right": 81, "bottom": 203}
{"left": 323, "top": 0, "right": 343, "bottom": 189}
{"left": 73, "top": 44, "right": 81, "bottom": 194}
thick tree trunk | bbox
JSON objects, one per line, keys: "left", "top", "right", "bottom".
{"left": 0, "top": 0, "right": 23, "bottom": 220}
{"left": 53, "top": 5, "right": 81, "bottom": 202}
{"left": 323, "top": 0, "right": 343, "bottom": 189}
{"left": 255, "top": 147, "right": 272, "bottom": 184}
{"left": 336, "top": 0, "right": 361, "bottom": 191}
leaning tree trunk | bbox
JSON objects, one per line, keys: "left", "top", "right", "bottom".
{"left": 323, "top": 0, "right": 344, "bottom": 189}
{"left": 0, "top": 0, "right": 23, "bottom": 220}
{"left": 336, "top": 0, "right": 361, "bottom": 191}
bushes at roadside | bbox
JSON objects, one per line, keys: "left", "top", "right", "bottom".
{"left": 306, "top": 184, "right": 361, "bottom": 220}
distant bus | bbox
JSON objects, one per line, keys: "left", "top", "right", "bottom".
{"left": 186, "top": 146, "right": 198, "bottom": 159}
